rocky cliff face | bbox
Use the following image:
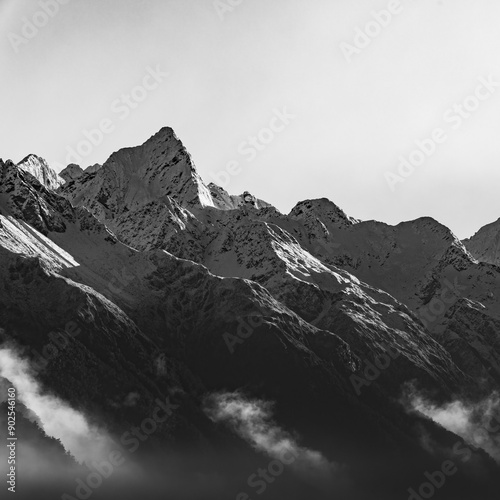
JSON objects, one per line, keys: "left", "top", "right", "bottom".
{"left": 1, "top": 128, "right": 500, "bottom": 500}
{"left": 16, "top": 154, "right": 64, "bottom": 190}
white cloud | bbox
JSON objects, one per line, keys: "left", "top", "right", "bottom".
{"left": 405, "top": 387, "right": 500, "bottom": 462}
{"left": 0, "top": 346, "right": 113, "bottom": 464}
{"left": 205, "top": 391, "right": 338, "bottom": 477}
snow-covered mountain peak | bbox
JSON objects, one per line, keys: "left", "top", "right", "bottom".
{"left": 60, "top": 127, "right": 280, "bottom": 230}
{"left": 60, "top": 127, "right": 219, "bottom": 224}
{"left": 17, "top": 154, "right": 64, "bottom": 190}
{"left": 0, "top": 156, "right": 74, "bottom": 234}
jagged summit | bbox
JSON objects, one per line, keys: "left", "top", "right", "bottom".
{"left": 150, "top": 125, "right": 177, "bottom": 140}
{"left": 0, "top": 155, "right": 73, "bottom": 234}
{"left": 17, "top": 154, "right": 64, "bottom": 190}
{"left": 208, "top": 183, "right": 273, "bottom": 210}
{"left": 59, "top": 126, "right": 278, "bottom": 229}
{"left": 60, "top": 127, "right": 218, "bottom": 223}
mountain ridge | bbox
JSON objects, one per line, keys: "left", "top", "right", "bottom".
{"left": 2, "top": 126, "right": 500, "bottom": 500}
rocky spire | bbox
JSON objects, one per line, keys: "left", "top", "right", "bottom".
{"left": 17, "top": 154, "right": 64, "bottom": 191}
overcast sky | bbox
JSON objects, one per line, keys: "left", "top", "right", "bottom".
{"left": 1, "top": 0, "right": 500, "bottom": 238}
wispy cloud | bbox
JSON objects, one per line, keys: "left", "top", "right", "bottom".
{"left": 0, "top": 345, "right": 113, "bottom": 464}
{"left": 404, "top": 386, "right": 500, "bottom": 462}
{"left": 205, "top": 391, "right": 338, "bottom": 477}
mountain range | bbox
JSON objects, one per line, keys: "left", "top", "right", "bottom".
{"left": 1, "top": 127, "right": 499, "bottom": 500}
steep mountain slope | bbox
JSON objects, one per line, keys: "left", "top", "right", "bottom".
{"left": 2, "top": 128, "right": 500, "bottom": 499}
{"left": 2, "top": 223, "right": 498, "bottom": 499}
{"left": 463, "top": 217, "right": 500, "bottom": 266}
{"left": 2, "top": 154, "right": 467, "bottom": 400}
{"left": 277, "top": 208, "right": 500, "bottom": 385}
{"left": 60, "top": 127, "right": 217, "bottom": 225}
{"left": 58, "top": 142, "right": 473, "bottom": 395}
{"left": 66, "top": 132, "right": 500, "bottom": 391}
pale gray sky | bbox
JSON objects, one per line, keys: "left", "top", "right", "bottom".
{"left": 1, "top": 0, "right": 500, "bottom": 238}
